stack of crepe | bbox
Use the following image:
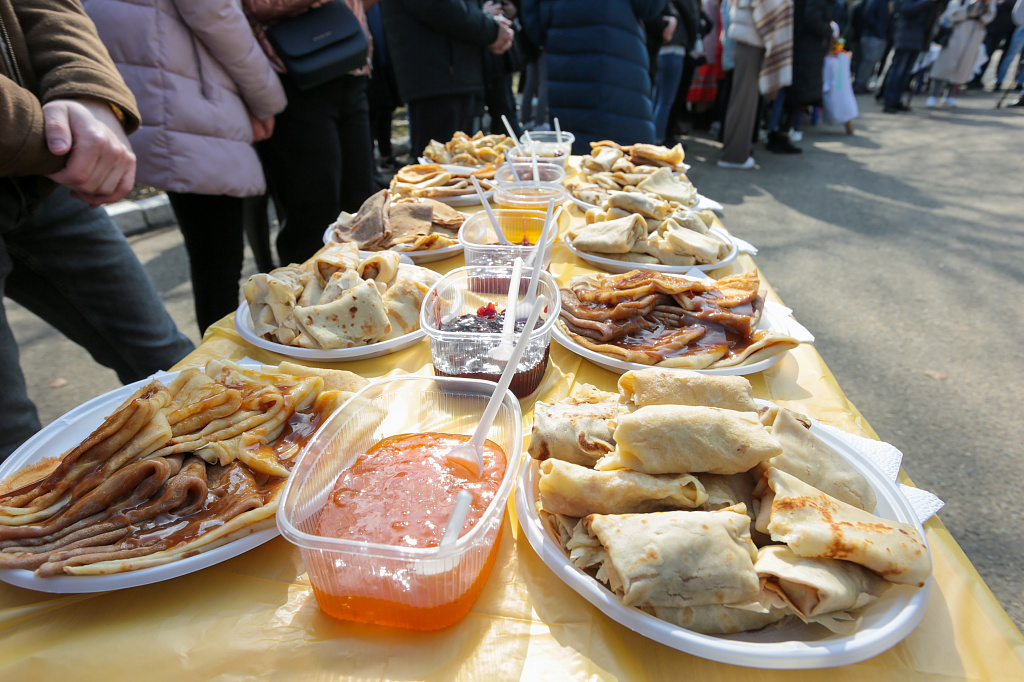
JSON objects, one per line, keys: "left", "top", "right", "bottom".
{"left": 566, "top": 140, "right": 698, "bottom": 209}
{"left": 569, "top": 190, "right": 730, "bottom": 267}
{"left": 556, "top": 269, "right": 800, "bottom": 369}
{"left": 528, "top": 368, "right": 931, "bottom": 636}
{"left": 389, "top": 163, "right": 497, "bottom": 202}
{"left": 421, "top": 130, "right": 514, "bottom": 166}
{"left": 0, "top": 360, "right": 367, "bottom": 577}
{"left": 243, "top": 242, "right": 440, "bottom": 350}
{"left": 327, "top": 188, "right": 465, "bottom": 252}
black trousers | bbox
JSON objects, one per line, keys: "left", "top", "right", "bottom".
{"left": 165, "top": 192, "right": 247, "bottom": 335}
{"left": 407, "top": 93, "right": 477, "bottom": 161}
{"left": 257, "top": 74, "right": 376, "bottom": 266}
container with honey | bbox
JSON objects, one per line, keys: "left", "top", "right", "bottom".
{"left": 492, "top": 181, "right": 569, "bottom": 244}
{"left": 276, "top": 376, "right": 523, "bottom": 631}
{"left": 459, "top": 209, "right": 560, "bottom": 269}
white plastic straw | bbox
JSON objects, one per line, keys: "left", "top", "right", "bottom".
{"left": 502, "top": 257, "right": 524, "bottom": 342}
{"left": 554, "top": 117, "right": 562, "bottom": 143}
{"left": 522, "top": 199, "right": 555, "bottom": 318}
{"left": 470, "top": 175, "right": 510, "bottom": 244}
{"left": 501, "top": 115, "right": 523, "bottom": 155}
{"left": 531, "top": 149, "right": 539, "bottom": 182}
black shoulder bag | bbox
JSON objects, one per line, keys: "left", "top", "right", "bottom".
{"left": 265, "top": 1, "right": 369, "bottom": 90}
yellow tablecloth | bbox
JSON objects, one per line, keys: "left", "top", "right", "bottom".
{"left": 2, "top": 198, "right": 1022, "bottom": 681}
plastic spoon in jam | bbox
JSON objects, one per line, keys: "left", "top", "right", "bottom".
{"left": 491, "top": 257, "right": 523, "bottom": 362}
{"left": 470, "top": 175, "right": 510, "bottom": 245}
{"left": 445, "top": 294, "right": 547, "bottom": 479}
{"left": 439, "top": 490, "right": 473, "bottom": 549}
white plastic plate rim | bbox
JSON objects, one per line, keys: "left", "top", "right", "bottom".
{"left": 234, "top": 301, "right": 425, "bottom": 361}
{"left": 568, "top": 191, "right": 716, "bottom": 213}
{"left": 514, "top": 403, "right": 931, "bottom": 669}
{"left": 0, "top": 365, "right": 279, "bottom": 594}
{"left": 563, "top": 227, "right": 739, "bottom": 275}
{"left": 431, "top": 190, "right": 494, "bottom": 208}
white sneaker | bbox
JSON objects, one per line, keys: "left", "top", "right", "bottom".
{"left": 717, "top": 156, "right": 755, "bottom": 169}
{"left": 926, "top": 96, "right": 937, "bottom": 108}
{"left": 789, "top": 129, "right": 803, "bottom": 142}
{"left": 944, "top": 96, "right": 957, "bottom": 108}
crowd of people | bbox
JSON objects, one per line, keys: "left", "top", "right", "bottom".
{"left": 1, "top": 0, "right": 1021, "bottom": 462}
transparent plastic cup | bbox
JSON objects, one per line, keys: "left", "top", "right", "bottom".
{"left": 459, "top": 209, "right": 560, "bottom": 269}
{"left": 420, "top": 265, "right": 560, "bottom": 400}
{"left": 508, "top": 131, "right": 575, "bottom": 168}
{"left": 276, "top": 375, "right": 523, "bottom": 631}
{"left": 492, "top": 181, "right": 569, "bottom": 244}
{"left": 493, "top": 161, "right": 565, "bottom": 187}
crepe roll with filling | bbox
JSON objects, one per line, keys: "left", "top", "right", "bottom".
{"left": 660, "top": 222, "right": 728, "bottom": 264}
{"left": 618, "top": 368, "right": 759, "bottom": 413}
{"left": 756, "top": 408, "right": 877, "bottom": 511}
{"left": 569, "top": 215, "right": 647, "bottom": 254}
{"left": 598, "top": 405, "right": 782, "bottom": 475}
{"left": 581, "top": 507, "right": 760, "bottom": 608}
{"left": 636, "top": 167, "right": 697, "bottom": 206}
{"left": 529, "top": 400, "right": 627, "bottom": 466}
{"left": 753, "top": 468, "right": 931, "bottom": 587}
{"left": 754, "top": 545, "right": 890, "bottom": 634}
{"left": 646, "top": 602, "right": 791, "bottom": 635}
{"left": 538, "top": 459, "right": 707, "bottom": 516}
{"left": 607, "top": 191, "right": 671, "bottom": 220}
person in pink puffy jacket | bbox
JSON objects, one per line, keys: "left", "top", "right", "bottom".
{"left": 83, "top": 0, "right": 288, "bottom": 334}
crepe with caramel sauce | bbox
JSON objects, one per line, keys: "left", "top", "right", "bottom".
{"left": 557, "top": 270, "right": 799, "bottom": 368}
{"left": 0, "top": 361, "right": 367, "bottom": 577}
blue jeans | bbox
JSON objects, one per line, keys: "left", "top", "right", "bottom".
{"left": 653, "top": 52, "right": 686, "bottom": 143}
{"left": 856, "top": 36, "right": 887, "bottom": 89}
{"left": 0, "top": 183, "right": 194, "bottom": 461}
{"left": 996, "top": 27, "right": 1024, "bottom": 88}
{"left": 883, "top": 49, "right": 920, "bottom": 108}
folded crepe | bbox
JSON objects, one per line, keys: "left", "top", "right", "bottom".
{"left": 578, "top": 507, "right": 760, "bottom": 608}
{"left": 313, "top": 241, "right": 361, "bottom": 286}
{"left": 329, "top": 189, "right": 391, "bottom": 250}
{"left": 293, "top": 274, "right": 391, "bottom": 349}
{"left": 618, "top": 368, "right": 759, "bottom": 413}
{"left": 569, "top": 214, "right": 647, "bottom": 254}
{"left": 645, "top": 602, "right": 791, "bottom": 635}
{"left": 529, "top": 399, "right": 627, "bottom": 466}
{"left": 597, "top": 404, "right": 782, "bottom": 475}
{"left": 659, "top": 221, "right": 728, "bottom": 264}
{"left": 357, "top": 250, "right": 401, "bottom": 288}
{"left": 607, "top": 191, "right": 671, "bottom": 220}
{"left": 755, "top": 545, "right": 890, "bottom": 634}
{"left": 380, "top": 265, "right": 440, "bottom": 339}
{"left": 630, "top": 142, "right": 685, "bottom": 168}
{"left": 757, "top": 408, "right": 877, "bottom": 511}
{"left": 538, "top": 459, "right": 706, "bottom": 516}
{"left": 636, "top": 167, "right": 697, "bottom": 206}
{"left": 753, "top": 468, "right": 931, "bottom": 587}
{"left": 388, "top": 200, "right": 434, "bottom": 244}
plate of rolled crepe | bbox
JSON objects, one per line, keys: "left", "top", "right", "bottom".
{"left": 564, "top": 225, "right": 739, "bottom": 275}
{"left": 515, "top": 370, "right": 932, "bottom": 669}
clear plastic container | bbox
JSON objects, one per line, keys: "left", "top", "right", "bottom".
{"left": 493, "top": 161, "right": 565, "bottom": 187}
{"left": 509, "top": 131, "right": 575, "bottom": 168}
{"left": 276, "top": 375, "right": 523, "bottom": 631}
{"left": 420, "top": 265, "right": 560, "bottom": 400}
{"left": 458, "top": 209, "right": 561, "bottom": 269}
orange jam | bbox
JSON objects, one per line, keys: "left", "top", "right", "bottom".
{"left": 312, "top": 433, "right": 507, "bottom": 630}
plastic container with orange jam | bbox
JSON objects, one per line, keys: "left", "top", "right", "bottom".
{"left": 276, "top": 376, "right": 523, "bottom": 630}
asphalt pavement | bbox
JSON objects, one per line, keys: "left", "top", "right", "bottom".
{"left": 7, "top": 87, "right": 1024, "bottom": 633}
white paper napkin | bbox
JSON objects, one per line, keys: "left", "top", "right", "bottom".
{"left": 763, "top": 302, "right": 816, "bottom": 343}
{"left": 730, "top": 235, "right": 758, "bottom": 255}
{"left": 815, "top": 423, "right": 945, "bottom": 524}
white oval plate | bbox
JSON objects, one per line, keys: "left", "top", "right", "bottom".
{"left": 551, "top": 301, "right": 795, "bottom": 377}
{"left": 514, "top": 403, "right": 931, "bottom": 669}
{"left": 321, "top": 231, "right": 464, "bottom": 265}
{"left": 564, "top": 226, "right": 739, "bottom": 275}
{"left": 234, "top": 301, "right": 425, "bottom": 361}
{"left": 568, "top": 192, "right": 718, "bottom": 213}
{"left": 0, "top": 368, "right": 279, "bottom": 594}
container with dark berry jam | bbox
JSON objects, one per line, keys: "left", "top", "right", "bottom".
{"left": 420, "top": 265, "right": 561, "bottom": 400}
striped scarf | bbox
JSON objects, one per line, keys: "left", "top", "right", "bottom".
{"left": 753, "top": 0, "right": 794, "bottom": 98}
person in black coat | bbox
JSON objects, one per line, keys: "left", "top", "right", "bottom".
{"left": 766, "top": 0, "right": 834, "bottom": 153}
{"left": 379, "top": 0, "right": 515, "bottom": 158}
{"left": 881, "top": 0, "right": 944, "bottom": 111}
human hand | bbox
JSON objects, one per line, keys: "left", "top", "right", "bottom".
{"left": 251, "top": 114, "right": 276, "bottom": 142}
{"left": 662, "top": 15, "right": 678, "bottom": 43}
{"left": 501, "top": 0, "right": 518, "bottom": 19}
{"left": 483, "top": 1, "right": 502, "bottom": 17}
{"left": 489, "top": 20, "right": 515, "bottom": 54}
{"left": 43, "top": 98, "right": 136, "bottom": 207}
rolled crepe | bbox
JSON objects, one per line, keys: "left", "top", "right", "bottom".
{"left": 618, "top": 368, "right": 759, "bottom": 413}
{"left": 660, "top": 222, "right": 728, "bottom": 264}
{"left": 357, "top": 251, "right": 401, "bottom": 288}
{"left": 754, "top": 468, "right": 931, "bottom": 587}
{"left": 598, "top": 405, "right": 782, "bottom": 475}
{"left": 380, "top": 266, "right": 438, "bottom": 340}
{"left": 569, "top": 214, "right": 647, "bottom": 254}
{"left": 582, "top": 507, "right": 760, "bottom": 608}
{"left": 529, "top": 400, "right": 627, "bottom": 466}
{"left": 293, "top": 278, "right": 391, "bottom": 349}
{"left": 647, "top": 602, "right": 791, "bottom": 635}
{"left": 761, "top": 408, "right": 877, "bottom": 511}
{"left": 668, "top": 206, "right": 710, "bottom": 234}
{"left": 755, "top": 545, "right": 890, "bottom": 634}
{"left": 607, "top": 191, "right": 671, "bottom": 220}
{"left": 538, "top": 459, "right": 706, "bottom": 516}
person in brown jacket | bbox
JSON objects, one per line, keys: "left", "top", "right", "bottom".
{"left": 0, "top": 0, "right": 194, "bottom": 463}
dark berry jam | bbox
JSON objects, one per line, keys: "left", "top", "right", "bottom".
{"left": 433, "top": 345, "right": 550, "bottom": 400}
{"left": 437, "top": 309, "right": 544, "bottom": 335}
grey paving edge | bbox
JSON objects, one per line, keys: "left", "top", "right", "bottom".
{"left": 104, "top": 192, "right": 174, "bottom": 236}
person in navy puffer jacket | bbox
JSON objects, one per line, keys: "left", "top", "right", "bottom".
{"left": 521, "top": 0, "right": 669, "bottom": 153}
